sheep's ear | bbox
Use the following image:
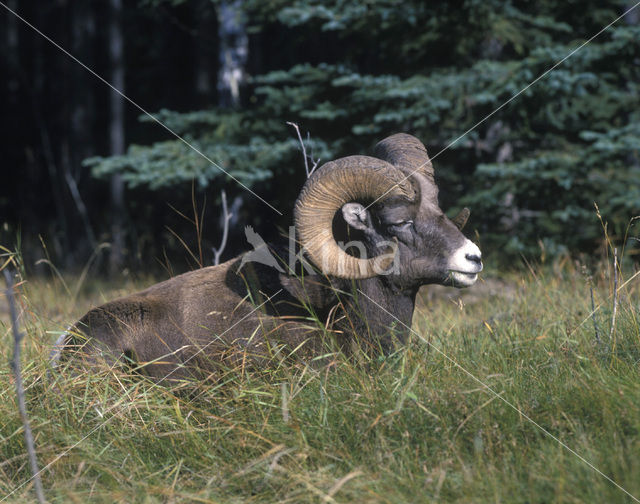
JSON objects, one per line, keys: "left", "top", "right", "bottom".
{"left": 342, "top": 203, "right": 372, "bottom": 232}
{"left": 452, "top": 207, "right": 470, "bottom": 230}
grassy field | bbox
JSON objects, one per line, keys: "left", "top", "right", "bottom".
{"left": 1, "top": 255, "right": 639, "bottom": 503}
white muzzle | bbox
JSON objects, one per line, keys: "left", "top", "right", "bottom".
{"left": 448, "top": 240, "right": 482, "bottom": 287}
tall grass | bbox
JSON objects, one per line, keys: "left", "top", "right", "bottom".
{"left": 1, "top": 253, "right": 639, "bottom": 503}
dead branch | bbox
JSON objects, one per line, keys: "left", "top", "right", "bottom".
{"left": 286, "top": 121, "right": 320, "bottom": 178}
{"left": 213, "top": 190, "right": 232, "bottom": 265}
{"left": 3, "top": 269, "right": 46, "bottom": 503}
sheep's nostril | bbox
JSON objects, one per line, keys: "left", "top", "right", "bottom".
{"left": 465, "top": 253, "right": 482, "bottom": 265}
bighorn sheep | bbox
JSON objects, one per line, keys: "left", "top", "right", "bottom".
{"left": 53, "top": 134, "right": 482, "bottom": 381}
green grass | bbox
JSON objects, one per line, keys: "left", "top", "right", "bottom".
{"left": 1, "top": 258, "right": 640, "bottom": 503}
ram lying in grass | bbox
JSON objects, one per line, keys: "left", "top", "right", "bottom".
{"left": 51, "top": 134, "right": 482, "bottom": 380}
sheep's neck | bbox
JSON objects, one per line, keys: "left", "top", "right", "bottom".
{"left": 340, "top": 276, "right": 418, "bottom": 347}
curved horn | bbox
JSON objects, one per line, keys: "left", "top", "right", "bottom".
{"left": 295, "top": 155, "right": 414, "bottom": 279}
{"left": 451, "top": 207, "right": 470, "bottom": 230}
{"left": 374, "top": 133, "right": 434, "bottom": 182}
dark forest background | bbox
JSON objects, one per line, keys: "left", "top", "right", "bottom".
{"left": 1, "top": 0, "right": 639, "bottom": 277}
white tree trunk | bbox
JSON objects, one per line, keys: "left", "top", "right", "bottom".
{"left": 217, "top": 0, "right": 247, "bottom": 107}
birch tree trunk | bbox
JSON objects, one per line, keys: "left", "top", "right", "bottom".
{"left": 217, "top": 0, "right": 247, "bottom": 108}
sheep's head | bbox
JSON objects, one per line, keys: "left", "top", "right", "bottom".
{"left": 294, "top": 133, "right": 482, "bottom": 288}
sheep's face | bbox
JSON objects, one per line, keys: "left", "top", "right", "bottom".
{"left": 382, "top": 201, "right": 481, "bottom": 288}
{"left": 295, "top": 133, "right": 483, "bottom": 285}
{"left": 341, "top": 196, "right": 482, "bottom": 289}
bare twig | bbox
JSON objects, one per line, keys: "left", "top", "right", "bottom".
{"left": 3, "top": 270, "right": 46, "bottom": 504}
{"left": 286, "top": 122, "right": 320, "bottom": 178}
{"left": 609, "top": 247, "right": 619, "bottom": 340}
{"left": 212, "top": 190, "right": 232, "bottom": 265}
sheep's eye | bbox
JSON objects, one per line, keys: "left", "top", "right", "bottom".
{"left": 389, "top": 220, "right": 413, "bottom": 231}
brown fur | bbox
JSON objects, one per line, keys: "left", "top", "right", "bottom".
{"left": 62, "top": 257, "right": 343, "bottom": 381}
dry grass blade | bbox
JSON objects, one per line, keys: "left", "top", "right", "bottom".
{"left": 609, "top": 247, "right": 619, "bottom": 340}
{"left": 325, "top": 470, "right": 364, "bottom": 501}
{"left": 165, "top": 225, "right": 201, "bottom": 269}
